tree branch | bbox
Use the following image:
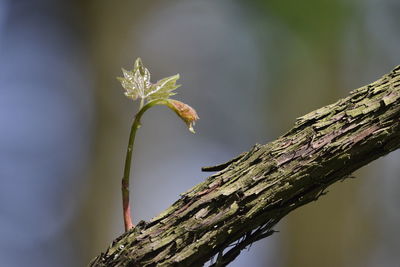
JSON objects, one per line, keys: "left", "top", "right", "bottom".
{"left": 90, "top": 65, "right": 400, "bottom": 267}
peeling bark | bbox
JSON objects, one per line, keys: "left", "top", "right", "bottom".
{"left": 90, "top": 66, "right": 400, "bottom": 267}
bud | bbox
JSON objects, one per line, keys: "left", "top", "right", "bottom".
{"left": 167, "top": 100, "right": 199, "bottom": 133}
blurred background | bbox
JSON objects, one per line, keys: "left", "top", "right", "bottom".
{"left": 0, "top": 0, "right": 399, "bottom": 266}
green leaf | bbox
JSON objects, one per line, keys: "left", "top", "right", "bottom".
{"left": 122, "top": 68, "right": 133, "bottom": 80}
{"left": 146, "top": 74, "right": 180, "bottom": 101}
{"left": 117, "top": 58, "right": 181, "bottom": 103}
{"left": 134, "top": 58, "right": 144, "bottom": 74}
{"left": 117, "top": 75, "right": 139, "bottom": 100}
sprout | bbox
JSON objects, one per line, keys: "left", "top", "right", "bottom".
{"left": 117, "top": 58, "right": 199, "bottom": 231}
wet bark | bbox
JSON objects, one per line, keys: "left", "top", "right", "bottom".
{"left": 90, "top": 66, "right": 400, "bottom": 267}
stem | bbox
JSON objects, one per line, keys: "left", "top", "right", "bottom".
{"left": 139, "top": 98, "right": 144, "bottom": 110}
{"left": 121, "top": 99, "right": 168, "bottom": 231}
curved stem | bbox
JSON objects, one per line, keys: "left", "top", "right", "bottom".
{"left": 121, "top": 99, "right": 168, "bottom": 231}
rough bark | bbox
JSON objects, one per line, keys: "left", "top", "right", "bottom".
{"left": 90, "top": 66, "right": 400, "bottom": 267}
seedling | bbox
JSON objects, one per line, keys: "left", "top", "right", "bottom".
{"left": 117, "top": 58, "right": 199, "bottom": 231}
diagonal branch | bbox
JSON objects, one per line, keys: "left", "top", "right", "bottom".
{"left": 90, "top": 65, "right": 400, "bottom": 267}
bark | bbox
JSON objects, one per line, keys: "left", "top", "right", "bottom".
{"left": 90, "top": 66, "right": 400, "bottom": 267}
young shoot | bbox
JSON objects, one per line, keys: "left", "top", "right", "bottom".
{"left": 117, "top": 58, "right": 199, "bottom": 231}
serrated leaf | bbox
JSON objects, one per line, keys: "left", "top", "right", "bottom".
{"left": 117, "top": 76, "right": 139, "bottom": 100}
{"left": 134, "top": 58, "right": 144, "bottom": 73}
{"left": 146, "top": 74, "right": 180, "bottom": 101}
{"left": 122, "top": 68, "right": 133, "bottom": 80}
{"left": 117, "top": 58, "right": 181, "bottom": 103}
{"left": 143, "top": 67, "right": 151, "bottom": 88}
{"left": 132, "top": 69, "right": 146, "bottom": 97}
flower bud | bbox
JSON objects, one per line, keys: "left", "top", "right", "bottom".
{"left": 167, "top": 100, "right": 199, "bottom": 133}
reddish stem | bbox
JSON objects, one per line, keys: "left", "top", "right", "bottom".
{"left": 122, "top": 179, "right": 134, "bottom": 231}
{"left": 120, "top": 100, "right": 169, "bottom": 232}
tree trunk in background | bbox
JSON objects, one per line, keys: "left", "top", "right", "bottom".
{"left": 90, "top": 66, "right": 400, "bottom": 266}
